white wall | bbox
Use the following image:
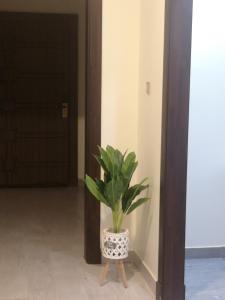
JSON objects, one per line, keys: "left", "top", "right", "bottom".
{"left": 134, "top": 0, "right": 165, "bottom": 280}
{"left": 101, "top": 0, "right": 140, "bottom": 246}
{"left": 0, "top": 0, "right": 86, "bottom": 180}
{"left": 186, "top": 0, "right": 225, "bottom": 248}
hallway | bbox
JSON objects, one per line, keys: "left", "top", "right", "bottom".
{"left": 186, "top": 258, "right": 225, "bottom": 300}
{"left": 0, "top": 188, "right": 153, "bottom": 300}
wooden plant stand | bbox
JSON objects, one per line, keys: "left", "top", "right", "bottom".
{"left": 99, "top": 259, "right": 128, "bottom": 288}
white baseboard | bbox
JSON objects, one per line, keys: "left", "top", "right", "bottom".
{"left": 129, "top": 251, "right": 157, "bottom": 295}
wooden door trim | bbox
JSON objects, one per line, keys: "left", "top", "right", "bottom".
{"left": 68, "top": 15, "right": 78, "bottom": 186}
{"left": 84, "top": 0, "right": 102, "bottom": 264}
{"left": 158, "top": 0, "right": 193, "bottom": 299}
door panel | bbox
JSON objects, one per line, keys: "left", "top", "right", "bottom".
{"left": 0, "top": 13, "right": 78, "bottom": 187}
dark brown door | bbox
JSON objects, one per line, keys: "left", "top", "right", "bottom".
{"left": 0, "top": 13, "right": 78, "bottom": 187}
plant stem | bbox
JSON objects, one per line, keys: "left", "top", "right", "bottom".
{"left": 112, "top": 202, "right": 124, "bottom": 233}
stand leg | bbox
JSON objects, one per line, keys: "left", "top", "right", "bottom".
{"left": 116, "top": 261, "right": 121, "bottom": 280}
{"left": 99, "top": 260, "right": 110, "bottom": 286}
{"left": 117, "top": 260, "right": 128, "bottom": 288}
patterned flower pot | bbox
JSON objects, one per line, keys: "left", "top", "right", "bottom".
{"left": 102, "top": 228, "right": 129, "bottom": 260}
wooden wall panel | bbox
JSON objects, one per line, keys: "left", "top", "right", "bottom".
{"left": 84, "top": 0, "right": 102, "bottom": 264}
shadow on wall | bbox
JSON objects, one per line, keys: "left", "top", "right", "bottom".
{"left": 134, "top": 192, "right": 154, "bottom": 260}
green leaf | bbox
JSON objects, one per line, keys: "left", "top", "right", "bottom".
{"left": 85, "top": 175, "right": 108, "bottom": 206}
{"left": 94, "top": 155, "right": 108, "bottom": 173}
{"left": 122, "top": 178, "right": 149, "bottom": 212}
{"left": 104, "top": 177, "right": 124, "bottom": 210}
{"left": 125, "top": 161, "right": 138, "bottom": 181}
{"left": 98, "top": 146, "right": 113, "bottom": 174}
{"left": 104, "top": 171, "right": 112, "bottom": 183}
{"left": 121, "top": 152, "right": 138, "bottom": 181}
{"left": 115, "top": 149, "right": 124, "bottom": 171}
{"left": 126, "top": 198, "right": 150, "bottom": 215}
{"left": 106, "top": 145, "right": 118, "bottom": 177}
{"left": 122, "top": 152, "right": 136, "bottom": 174}
{"left": 95, "top": 178, "right": 105, "bottom": 194}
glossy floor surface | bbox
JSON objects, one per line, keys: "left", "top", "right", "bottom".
{"left": 0, "top": 187, "right": 154, "bottom": 300}
{"left": 186, "top": 258, "right": 225, "bottom": 300}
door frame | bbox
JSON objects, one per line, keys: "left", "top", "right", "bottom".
{"left": 84, "top": 1, "right": 195, "bottom": 292}
{"left": 0, "top": 1, "right": 102, "bottom": 263}
{"left": 84, "top": 0, "right": 102, "bottom": 264}
{"left": 158, "top": 0, "right": 193, "bottom": 300}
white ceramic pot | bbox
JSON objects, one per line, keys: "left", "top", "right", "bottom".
{"left": 102, "top": 228, "right": 129, "bottom": 260}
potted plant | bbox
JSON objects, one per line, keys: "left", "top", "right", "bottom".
{"left": 85, "top": 145, "right": 150, "bottom": 261}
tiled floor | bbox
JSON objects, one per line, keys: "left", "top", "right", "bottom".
{"left": 0, "top": 187, "right": 154, "bottom": 300}
{"left": 186, "top": 258, "right": 225, "bottom": 300}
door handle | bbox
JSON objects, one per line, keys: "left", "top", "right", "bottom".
{"left": 62, "top": 102, "right": 69, "bottom": 119}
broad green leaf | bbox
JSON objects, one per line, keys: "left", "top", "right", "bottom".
{"left": 98, "top": 146, "right": 113, "bottom": 174}
{"left": 95, "top": 178, "right": 105, "bottom": 194}
{"left": 105, "top": 146, "right": 124, "bottom": 178}
{"left": 124, "top": 161, "right": 138, "bottom": 181}
{"left": 104, "top": 172, "right": 111, "bottom": 183}
{"left": 94, "top": 155, "right": 108, "bottom": 173}
{"left": 122, "top": 152, "right": 136, "bottom": 173}
{"left": 115, "top": 149, "right": 124, "bottom": 171}
{"left": 106, "top": 145, "right": 118, "bottom": 177}
{"left": 122, "top": 152, "right": 137, "bottom": 180}
{"left": 122, "top": 178, "right": 149, "bottom": 212}
{"left": 104, "top": 177, "right": 124, "bottom": 210}
{"left": 85, "top": 175, "right": 108, "bottom": 206}
{"left": 126, "top": 198, "right": 149, "bottom": 215}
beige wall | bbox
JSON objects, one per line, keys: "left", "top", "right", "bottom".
{"left": 0, "top": 0, "right": 86, "bottom": 180}
{"left": 101, "top": 0, "right": 165, "bottom": 279}
{"left": 101, "top": 0, "right": 140, "bottom": 246}
{"left": 134, "top": 0, "right": 165, "bottom": 280}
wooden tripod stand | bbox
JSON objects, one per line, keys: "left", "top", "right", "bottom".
{"left": 99, "top": 259, "right": 128, "bottom": 288}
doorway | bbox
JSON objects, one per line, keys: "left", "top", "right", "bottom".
{"left": 185, "top": 1, "right": 225, "bottom": 299}
{"left": 0, "top": 12, "right": 77, "bottom": 187}
{"left": 157, "top": 0, "right": 224, "bottom": 300}
{"left": 0, "top": 0, "right": 102, "bottom": 268}
{"left": 158, "top": 0, "right": 225, "bottom": 298}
